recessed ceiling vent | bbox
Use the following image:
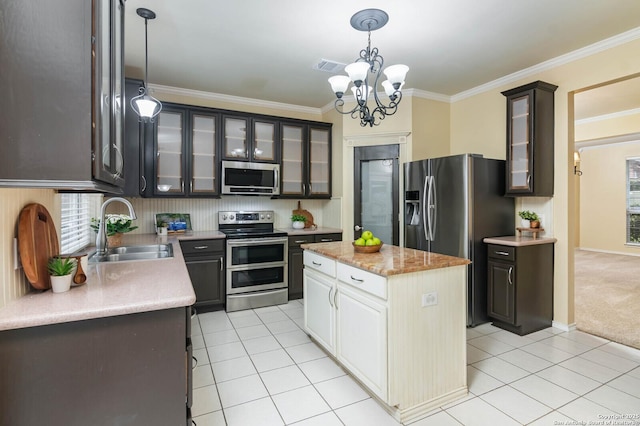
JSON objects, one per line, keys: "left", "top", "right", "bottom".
{"left": 313, "top": 59, "right": 345, "bottom": 73}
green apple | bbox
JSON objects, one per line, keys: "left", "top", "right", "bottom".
{"left": 354, "top": 238, "right": 366, "bottom": 246}
{"left": 365, "top": 238, "right": 377, "bottom": 246}
{"left": 361, "top": 230, "right": 373, "bottom": 240}
{"left": 372, "top": 237, "right": 381, "bottom": 245}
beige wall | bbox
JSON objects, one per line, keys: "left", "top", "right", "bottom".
{"left": 450, "top": 38, "right": 640, "bottom": 326}
{"left": 411, "top": 97, "right": 451, "bottom": 160}
{"left": 0, "top": 189, "right": 58, "bottom": 309}
{"left": 579, "top": 142, "right": 640, "bottom": 255}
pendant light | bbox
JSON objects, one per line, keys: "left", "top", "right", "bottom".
{"left": 328, "top": 9, "right": 409, "bottom": 127}
{"left": 131, "top": 8, "right": 162, "bottom": 122}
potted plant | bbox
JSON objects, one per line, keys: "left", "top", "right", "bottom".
{"left": 48, "top": 257, "right": 75, "bottom": 293}
{"left": 91, "top": 214, "right": 138, "bottom": 247}
{"left": 518, "top": 210, "right": 540, "bottom": 228}
{"left": 291, "top": 214, "right": 307, "bottom": 230}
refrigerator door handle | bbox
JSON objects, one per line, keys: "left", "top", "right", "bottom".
{"left": 429, "top": 176, "right": 437, "bottom": 241}
{"left": 422, "top": 175, "right": 429, "bottom": 241}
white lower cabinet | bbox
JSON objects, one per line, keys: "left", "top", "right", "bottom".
{"left": 336, "top": 285, "right": 387, "bottom": 401}
{"left": 303, "top": 269, "right": 336, "bottom": 354}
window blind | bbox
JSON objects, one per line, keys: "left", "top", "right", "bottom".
{"left": 60, "top": 193, "right": 92, "bottom": 254}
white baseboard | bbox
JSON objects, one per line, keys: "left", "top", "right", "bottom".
{"left": 552, "top": 321, "right": 576, "bottom": 332}
{"left": 577, "top": 247, "right": 640, "bottom": 257}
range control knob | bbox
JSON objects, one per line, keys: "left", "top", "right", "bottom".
{"left": 229, "top": 215, "right": 235, "bottom": 221}
{"left": 266, "top": 214, "right": 271, "bottom": 220}
{"left": 260, "top": 214, "right": 265, "bottom": 219}
{"left": 222, "top": 214, "right": 227, "bottom": 220}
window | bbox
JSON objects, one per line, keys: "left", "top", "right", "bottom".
{"left": 627, "top": 158, "right": 640, "bottom": 245}
{"left": 60, "top": 193, "right": 93, "bottom": 254}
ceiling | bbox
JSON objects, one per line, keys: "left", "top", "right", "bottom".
{"left": 123, "top": 0, "right": 640, "bottom": 117}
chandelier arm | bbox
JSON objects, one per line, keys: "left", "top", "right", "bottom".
{"left": 333, "top": 98, "right": 362, "bottom": 117}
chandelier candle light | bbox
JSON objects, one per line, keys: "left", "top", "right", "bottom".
{"left": 328, "top": 9, "right": 409, "bottom": 127}
{"left": 131, "top": 8, "right": 162, "bottom": 122}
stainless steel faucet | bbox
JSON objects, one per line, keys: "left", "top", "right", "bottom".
{"left": 95, "top": 197, "right": 137, "bottom": 254}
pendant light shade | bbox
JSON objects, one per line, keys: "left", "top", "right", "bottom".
{"left": 131, "top": 8, "right": 162, "bottom": 122}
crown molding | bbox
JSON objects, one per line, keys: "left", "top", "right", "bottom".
{"left": 451, "top": 26, "right": 640, "bottom": 103}
{"left": 148, "top": 84, "right": 323, "bottom": 116}
{"left": 575, "top": 132, "right": 640, "bottom": 150}
{"left": 575, "top": 107, "right": 640, "bottom": 125}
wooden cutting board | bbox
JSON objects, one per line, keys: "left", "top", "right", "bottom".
{"left": 293, "top": 201, "right": 315, "bottom": 229}
{"left": 18, "top": 203, "right": 59, "bottom": 290}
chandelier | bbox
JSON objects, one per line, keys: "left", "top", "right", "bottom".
{"left": 131, "top": 8, "right": 162, "bottom": 122}
{"left": 328, "top": 9, "right": 409, "bottom": 127}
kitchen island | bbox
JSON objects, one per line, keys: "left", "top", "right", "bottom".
{"left": 0, "top": 233, "right": 216, "bottom": 426}
{"left": 301, "top": 241, "right": 470, "bottom": 423}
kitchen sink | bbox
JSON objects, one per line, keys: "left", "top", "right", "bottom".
{"left": 88, "top": 244, "right": 174, "bottom": 263}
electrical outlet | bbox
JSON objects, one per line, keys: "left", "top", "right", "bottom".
{"left": 422, "top": 292, "right": 438, "bottom": 307}
{"left": 13, "top": 237, "right": 22, "bottom": 270}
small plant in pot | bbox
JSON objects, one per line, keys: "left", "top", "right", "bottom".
{"left": 48, "top": 257, "right": 75, "bottom": 293}
{"left": 518, "top": 210, "right": 540, "bottom": 228}
{"left": 291, "top": 214, "right": 307, "bottom": 230}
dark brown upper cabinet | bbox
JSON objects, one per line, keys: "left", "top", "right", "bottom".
{"left": 279, "top": 123, "right": 332, "bottom": 199}
{"left": 502, "top": 81, "right": 558, "bottom": 197}
{"left": 0, "top": 0, "right": 125, "bottom": 192}
{"left": 222, "top": 114, "right": 279, "bottom": 163}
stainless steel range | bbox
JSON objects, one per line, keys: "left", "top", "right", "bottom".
{"left": 218, "top": 211, "right": 288, "bottom": 312}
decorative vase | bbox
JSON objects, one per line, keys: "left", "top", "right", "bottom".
{"left": 520, "top": 219, "right": 530, "bottom": 228}
{"left": 530, "top": 220, "right": 540, "bottom": 228}
{"left": 107, "top": 232, "right": 123, "bottom": 247}
{"left": 50, "top": 274, "right": 72, "bottom": 293}
{"left": 292, "top": 221, "right": 305, "bottom": 230}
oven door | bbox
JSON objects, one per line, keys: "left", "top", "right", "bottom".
{"left": 227, "top": 264, "right": 287, "bottom": 295}
{"left": 226, "top": 237, "right": 286, "bottom": 268}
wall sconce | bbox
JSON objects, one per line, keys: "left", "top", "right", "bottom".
{"left": 574, "top": 151, "right": 583, "bottom": 176}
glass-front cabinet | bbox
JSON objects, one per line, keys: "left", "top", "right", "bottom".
{"left": 279, "top": 123, "right": 332, "bottom": 199}
{"left": 145, "top": 104, "right": 220, "bottom": 197}
{"left": 222, "top": 115, "right": 278, "bottom": 163}
{"left": 502, "top": 81, "right": 557, "bottom": 197}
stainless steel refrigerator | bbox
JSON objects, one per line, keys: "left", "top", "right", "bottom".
{"left": 404, "top": 153, "right": 514, "bottom": 326}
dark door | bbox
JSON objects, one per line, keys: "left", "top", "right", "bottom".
{"left": 354, "top": 145, "right": 400, "bottom": 245}
{"left": 488, "top": 260, "right": 516, "bottom": 325}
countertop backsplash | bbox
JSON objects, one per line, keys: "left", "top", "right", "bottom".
{"left": 105, "top": 197, "right": 343, "bottom": 234}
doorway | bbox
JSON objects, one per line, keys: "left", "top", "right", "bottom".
{"left": 353, "top": 144, "right": 400, "bottom": 245}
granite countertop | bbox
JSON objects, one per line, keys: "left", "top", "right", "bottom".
{"left": 483, "top": 235, "right": 558, "bottom": 247}
{"left": 0, "top": 233, "right": 201, "bottom": 332}
{"left": 301, "top": 241, "right": 470, "bottom": 276}
{"left": 285, "top": 227, "right": 343, "bottom": 236}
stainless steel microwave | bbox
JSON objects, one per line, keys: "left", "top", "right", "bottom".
{"left": 221, "top": 161, "right": 280, "bottom": 195}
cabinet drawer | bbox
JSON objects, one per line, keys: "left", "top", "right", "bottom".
{"left": 487, "top": 244, "right": 515, "bottom": 261}
{"left": 304, "top": 251, "right": 336, "bottom": 277}
{"left": 180, "top": 239, "right": 225, "bottom": 255}
{"left": 289, "top": 235, "right": 315, "bottom": 247}
{"left": 337, "top": 263, "right": 387, "bottom": 300}
{"left": 315, "top": 233, "right": 342, "bottom": 243}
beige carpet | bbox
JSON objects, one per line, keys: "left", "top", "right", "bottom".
{"left": 575, "top": 249, "right": 640, "bottom": 349}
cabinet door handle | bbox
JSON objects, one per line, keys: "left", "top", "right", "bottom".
{"left": 220, "top": 257, "right": 223, "bottom": 272}
{"left": 312, "top": 261, "right": 322, "bottom": 266}
{"left": 350, "top": 275, "right": 364, "bottom": 283}
{"left": 334, "top": 288, "right": 338, "bottom": 308}
{"left": 328, "top": 288, "right": 334, "bottom": 308}
{"left": 140, "top": 175, "right": 147, "bottom": 192}
{"left": 319, "top": 239, "right": 332, "bottom": 242}
{"left": 193, "top": 245, "right": 209, "bottom": 250}
{"left": 508, "top": 266, "right": 513, "bottom": 285}
{"left": 495, "top": 251, "right": 510, "bottom": 256}
{"left": 526, "top": 174, "right": 532, "bottom": 187}
{"left": 295, "top": 240, "right": 307, "bottom": 244}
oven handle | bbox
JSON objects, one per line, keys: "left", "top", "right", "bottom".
{"left": 226, "top": 237, "right": 288, "bottom": 246}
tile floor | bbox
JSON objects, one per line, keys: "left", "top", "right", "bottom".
{"left": 190, "top": 300, "right": 640, "bottom": 426}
